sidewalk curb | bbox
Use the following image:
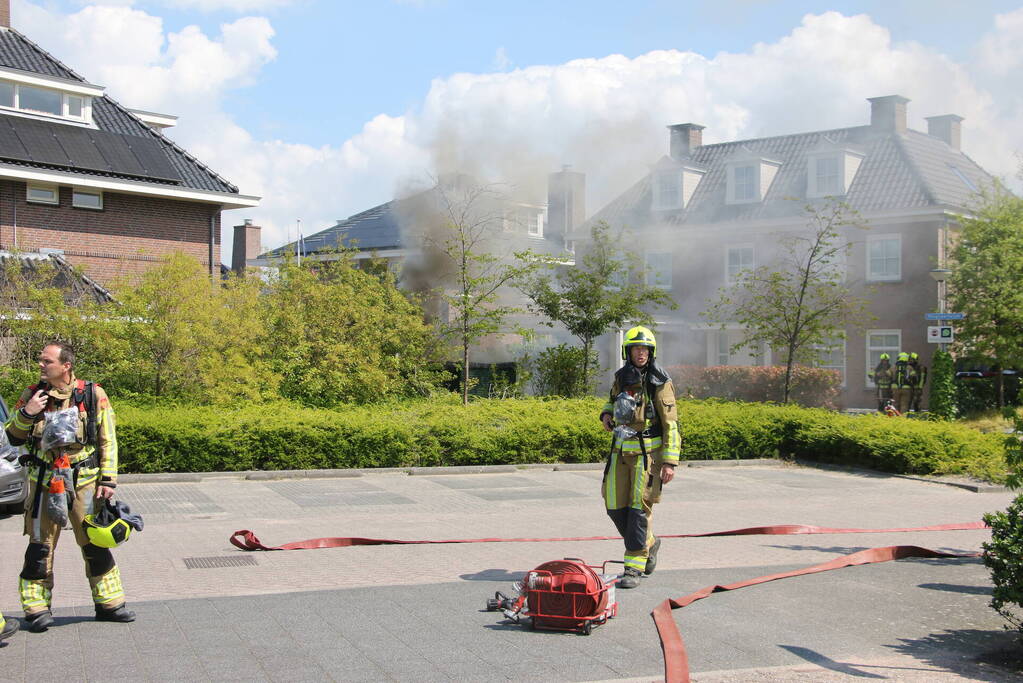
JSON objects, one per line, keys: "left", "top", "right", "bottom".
{"left": 792, "top": 458, "right": 1008, "bottom": 493}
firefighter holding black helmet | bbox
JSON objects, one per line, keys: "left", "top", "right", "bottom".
{"left": 4, "top": 341, "right": 135, "bottom": 633}
{"left": 599, "top": 326, "right": 680, "bottom": 589}
{"left": 870, "top": 353, "right": 894, "bottom": 412}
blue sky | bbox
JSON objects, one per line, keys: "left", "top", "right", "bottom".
{"left": 111, "top": 0, "right": 1023, "bottom": 148}
{"left": 16, "top": 1, "right": 1023, "bottom": 254}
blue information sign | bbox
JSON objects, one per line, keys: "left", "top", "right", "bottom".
{"left": 925, "top": 313, "right": 965, "bottom": 321}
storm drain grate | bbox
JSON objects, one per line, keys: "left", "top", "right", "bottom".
{"left": 183, "top": 555, "right": 258, "bottom": 569}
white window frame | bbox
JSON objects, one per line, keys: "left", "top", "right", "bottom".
{"left": 725, "top": 243, "right": 755, "bottom": 285}
{"left": 731, "top": 164, "right": 758, "bottom": 203}
{"left": 866, "top": 329, "right": 901, "bottom": 388}
{"left": 72, "top": 188, "right": 103, "bottom": 210}
{"left": 645, "top": 251, "right": 672, "bottom": 288}
{"left": 814, "top": 156, "right": 841, "bottom": 196}
{"left": 0, "top": 81, "right": 91, "bottom": 123}
{"left": 716, "top": 331, "right": 730, "bottom": 366}
{"left": 527, "top": 210, "right": 542, "bottom": 236}
{"left": 866, "top": 234, "right": 902, "bottom": 282}
{"left": 26, "top": 183, "right": 58, "bottom": 205}
{"left": 653, "top": 169, "right": 682, "bottom": 210}
{"left": 814, "top": 336, "right": 846, "bottom": 387}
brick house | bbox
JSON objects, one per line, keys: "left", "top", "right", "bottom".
{"left": 576, "top": 95, "right": 994, "bottom": 410}
{"left": 0, "top": 2, "right": 257, "bottom": 286}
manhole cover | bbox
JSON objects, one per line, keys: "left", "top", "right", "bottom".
{"left": 183, "top": 555, "right": 258, "bottom": 569}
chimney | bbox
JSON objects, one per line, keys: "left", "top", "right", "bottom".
{"left": 547, "top": 166, "right": 586, "bottom": 241}
{"left": 0, "top": 0, "right": 10, "bottom": 28}
{"left": 925, "top": 114, "right": 964, "bottom": 151}
{"left": 668, "top": 123, "right": 704, "bottom": 160}
{"left": 232, "top": 219, "right": 261, "bottom": 275}
{"left": 868, "top": 95, "right": 910, "bottom": 133}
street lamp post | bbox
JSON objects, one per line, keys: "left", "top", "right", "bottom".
{"left": 929, "top": 268, "right": 952, "bottom": 353}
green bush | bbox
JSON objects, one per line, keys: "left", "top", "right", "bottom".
{"left": 0, "top": 366, "right": 39, "bottom": 408}
{"left": 983, "top": 493, "right": 1023, "bottom": 638}
{"left": 928, "top": 350, "right": 957, "bottom": 420}
{"left": 110, "top": 397, "right": 1008, "bottom": 483}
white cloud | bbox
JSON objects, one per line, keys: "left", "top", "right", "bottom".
{"left": 9, "top": 4, "right": 1023, "bottom": 261}
{"left": 159, "top": 0, "right": 299, "bottom": 11}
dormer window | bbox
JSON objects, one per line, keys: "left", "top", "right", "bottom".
{"left": 733, "top": 165, "right": 757, "bottom": 201}
{"left": 806, "top": 144, "right": 864, "bottom": 198}
{"left": 0, "top": 68, "right": 102, "bottom": 125}
{"left": 651, "top": 160, "right": 705, "bottom": 211}
{"left": 725, "top": 154, "right": 781, "bottom": 204}
{"left": 654, "top": 170, "right": 682, "bottom": 209}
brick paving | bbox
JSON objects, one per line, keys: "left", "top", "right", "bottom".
{"left": 0, "top": 463, "right": 1018, "bottom": 682}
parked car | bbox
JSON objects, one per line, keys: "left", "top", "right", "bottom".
{"left": 0, "top": 395, "right": 28, "bottom": 514}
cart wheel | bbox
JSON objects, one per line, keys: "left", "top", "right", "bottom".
{"left": 582, "top": 621, "right": 592, "bottom": 636}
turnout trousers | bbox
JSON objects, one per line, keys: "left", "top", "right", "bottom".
{"left": 20, "top": 478, "right": 126, "bottom": 616}
{"left": 602, "top": 445, "right": 663, "bottom": 572}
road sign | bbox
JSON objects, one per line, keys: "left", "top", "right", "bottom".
{"left": 927, "top": 326, "right": 954, "bottom": 343}
{"left": 925, "top": 312, "right": 965, "bottom": 321}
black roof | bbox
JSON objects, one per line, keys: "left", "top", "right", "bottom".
{"left": 0, "top": 28, "right": 237, "bottom": 194}
{"left": 0, "top": 251, "right": 113, "bottom": 305}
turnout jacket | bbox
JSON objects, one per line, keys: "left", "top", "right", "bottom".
{"left": 5, "top": 376, "right": 118, "bottom": 488}
{"left": 600, "top": 362, "right": 681, "bottom": 465}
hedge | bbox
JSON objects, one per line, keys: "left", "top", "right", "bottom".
{"left": 111, "top": 397, "right": 1008, "bottom": 483}
{"left": 667, "top": 365, "right": 840, "bottom": 408}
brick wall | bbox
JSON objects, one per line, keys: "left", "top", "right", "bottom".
{"left": 0, "top": 180, "right": 221, "bottom": 285}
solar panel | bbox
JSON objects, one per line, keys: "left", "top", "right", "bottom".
{"left": 125, "top": 135, "right": 181, "bottom": 182}
{"left": 0, "top": 118, "right": 31, "bottom": 162}
{"left": 54, "top": 127, "right": 110, "bottom": 173}
{"left": 10, "top": 118, "right": 71, "bottom": 166}
{"left": 90, "top": 129, "right": 146, "bottom": 177}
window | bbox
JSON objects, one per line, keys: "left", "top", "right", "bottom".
{"left": 726, "top": 245, "right": 754, "bottom": 284}
{"left": 815, "top": 157, "right": 841, "bottom": 195}
{"left": 645, "top": 251, "right": 672, "bottom": 288}
{"left": 19, "top": 85, "right": 61, "bottom": 115}
{"left": 717, "top": 332, "right": 730, "bottom": 365}
{"left": 26, "top": 184, "right": 58, "bottom": 205}
{"left": 949, "top": 165, "right": 978, "bottom": 192}
{"left": 0, "top": 80, "right": 92, "bottom": 122}
{"left": 814, "top": 336, "right": 846, "bottom": 386}
{"left": 66, "top": 95, "right": 84, "bottom": 119}
{"left": 733, "top": 165, "right": 756, "bottom": 201}
{"left": 866, "top": 330, "right": 900, "bottom": 387}
{"left": 654, "top": 170, "right": 681, "bottom": 209}
{"left": 527, "top": 210, "right": 542, "bottom": 236}
{"left": 72, "top": 189, "right": 102, "bottom": 210}
{"left": 867, "top": 234, "right": 901, "bottom": 281}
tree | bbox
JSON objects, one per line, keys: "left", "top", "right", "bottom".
{"left": 702, "top": 200, "right": 871, "bottom": 404}
{"left": 522, "top": 220, "right": 676, "bottom": 395}
{"left": 261, "top": 254, "right": 446, "bottom": 406}
{"left": 418, "top": 181, "right": 541, "bottom": 405}
{"left": 111, "top": 252, "right": 276, "bottom": 402}
{"left": 948, "top": 186, "right": 1023, "bottom": 408}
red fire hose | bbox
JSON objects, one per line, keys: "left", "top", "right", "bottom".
{"left": 230, "top": 520, "right": 989, "bottom": 683}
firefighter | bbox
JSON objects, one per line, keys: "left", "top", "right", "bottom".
{"left": 870, "top": 353, "right": 894, "bottom": 412}
{"left": 0, "top": 612, "right": 18, "bottom": 641}
{"left": 599, "top": 326, "right": 680, "bottom": 589}
{"left": 909, "top": 352, "right": 928, "bottom": 412}
{"left": 893, "top": 351, "right": 917, "bottom": 415}
{"left": 4, "top": 342, "right": 135, "bottom": 632}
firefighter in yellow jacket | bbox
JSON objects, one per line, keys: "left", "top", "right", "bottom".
{"left": 4, "top": 341, "right": 134, "bottom": 632}
{"left": 599, "top": 326, "right": 680, "bottom": 589}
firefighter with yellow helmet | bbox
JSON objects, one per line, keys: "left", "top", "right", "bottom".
{"left": 599, "top": 326, "right": 681, "bottom": 589}
{"left": 4, "top": 341, "right": 135, "bottom": 633}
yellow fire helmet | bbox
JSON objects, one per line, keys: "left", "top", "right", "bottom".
{"left": 897, "top": 352, "right": 910, "bottom": 363}
{"left": 622, "top": 325, "right": 656, "bottom": 361}
{"left": 82, "top": 500, "right": 143, "bottom": 548}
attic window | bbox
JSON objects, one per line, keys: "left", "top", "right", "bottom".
{"left": 725, "top": 157, "right": 780, "bottom": 205}
{"left": 0, "top": 79, "right": 92, "bottom": 123}
{"left": 806, "top": 148, "right": 863, "bottom": 198}
{"left": 815, "top": 157, "right": 841, "bottom": 195}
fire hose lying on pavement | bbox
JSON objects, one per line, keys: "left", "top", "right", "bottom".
{"left": 231, "top": 520, "right": 988, "bottom": 683}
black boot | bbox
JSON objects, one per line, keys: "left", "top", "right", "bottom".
{"left": 0, "top": 618, "right": 19, "bottom": 641}
{"left": 618, "top": 567, "right": 642, "bottom": 589}
{"left": 645, "top": 536, "right": 661, "bottom": 576}
{"left": 26, "top": 610, "right": 53, "bottom": 633}
{"left": 95, "top": 604, "right": 135, "bottom": 623}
